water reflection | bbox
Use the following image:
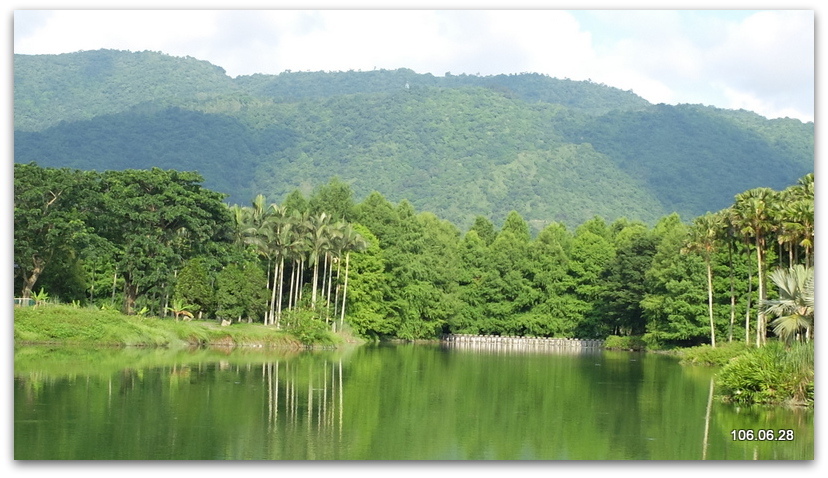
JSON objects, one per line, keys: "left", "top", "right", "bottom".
{"left": 14, "top": 345, "right": 814, "bottom": 460}
{"left": 263, "top": 360, "right": 345, "bottom": 451}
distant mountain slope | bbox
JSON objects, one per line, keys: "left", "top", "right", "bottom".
{"left": 242, "top": 88, "right": 667, "bottom": 228}
{"left": 13, "top": 49, "right": 814, "bottom": 230}
{"left": 14, "top": 49, "right": 238, "bottom": 131}
{"left": 554, "top": 104, "right": 814, "bottom": 217}
{"left": 14, "top": 106, "right": 289, "bottom": 203}
{"left": 234, "top": 68, "right": 653, "bottom": 115}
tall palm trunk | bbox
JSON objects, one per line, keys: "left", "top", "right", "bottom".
{"left": 318, "top": 253, "right": 329, "bottom": 319}
{"left": 788, "top": 244, "right": 796, "bottom": 267}
{"left": 290, "top": 258, "right": 303, "bottom": 310}
{"left": 268, "top": 260, "right": 280, "bottom": 325}
{"left": 339, "top": 252, "right": 351, "bottom": 329}
{"left": 265, "top": 258, "right": 272, "bottom": 290}
{"left": 728, "top": 234, "right": 735, "bottom": 342}
{"left": 326, "top": 254, "right": 336, "bottom": 323}
{"left": 288, "top": 259, "right": 297, "bottom": 311}
{"left": 333, "top": 259, "right": 342, "bottom": 320}
{"left": 276, "top": 256, "right": 285, "bottom": 328}
{"left": 318, "top": 252, "right": 331, "bottom": 317}
{"left": 311, "top": 258, "right": 320, "bottom": 310}
{"left": 744, "top": 241, "right": 753, "bottom": 346}
{"left": 705, "top": 259, "right": 715, "bottom": 347}
{"left": 298, "top": 258, "right": 305, "bottom": 305}
{"left": 755, "top": 236, "right": 766, "bottom": 347}
{"left": 293, "top": 259, "right": 301, "bottom": 310}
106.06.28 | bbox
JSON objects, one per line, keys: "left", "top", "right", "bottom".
{"left": 731, "top": 429, "right": 794, "bottom": 441}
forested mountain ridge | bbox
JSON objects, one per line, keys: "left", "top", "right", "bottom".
{"left": 13, "top": 49, "right": 651, "bottom": 132}
{"left": 13, "top": 49, "right": 814, "bottom": 230}
{"left": 13, "top": 49, "right": 237, "bottom": 132}
{"left": 233, "top": 67, "right": 654, "bottom": 115}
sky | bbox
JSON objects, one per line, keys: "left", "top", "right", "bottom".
{"left": 9, "top": 2, "right": 816, "bottom": 123}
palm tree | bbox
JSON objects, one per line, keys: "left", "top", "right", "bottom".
{"left": 682, "top": 212, "right": 722, "bottom": 347}
{"left": 243, "top": 204, "right": 278, "bottom": 324}
{"left": 229, "top": 200, "right": 281, "bottom": 323}
{"left": 227, "top": 204, "right": 251, "bottom": 250}
{"left": 776, "top": 174, "right": 814, "bottom": 267}
{"left": 260, "top": 205, "right": 291, "bottom": 326}
{"left": 721, "top": 209, "right": 738, "bottom": 342}
{"left": 338, "top": 225, "right": 368, "bottom": 330}
{"left": 249, "top": 194, "right": 269, "bottom": 229}
{"left": 286, "top": 210, "right": 310, "bottom": 312}
{"left": 732, "top": 187, "right": 777, "bottom": 346}
{"left": 306, "top": 212, "right": 331, "bottom": 310}
{"left": 272, "top": 223, "right": 303, "bottom": 328}
{"left": 761, "top": 265, "right": 814, "bottom": 344}
{"left": 785, "top": 199, "right": 814, "bottom": 268}
{"left": 324, "top": 221, "right": 347, "bottom": 322}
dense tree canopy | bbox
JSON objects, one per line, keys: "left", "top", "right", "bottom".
{"left": 14, "top": 163, "right": 97, "bottom": 299}
{"left": 15, "top": 163, "right": 814, "bottom": 348}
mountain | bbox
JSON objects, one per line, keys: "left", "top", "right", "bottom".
{"left": 13, "top": 49, "right": 814, "bottom": 230}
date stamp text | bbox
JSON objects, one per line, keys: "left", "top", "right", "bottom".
{"left": 730, "top": 429, "right": 794, "bottom": 441}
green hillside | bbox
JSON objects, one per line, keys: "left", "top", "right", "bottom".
{"left": 14, "top": 49, "right": 237, "bottom": 132}
{"left": 554, "top": 104, "right": 814, "bottom": 217}
{"left": 13, "top": 49, "right": 813, "bottom": 230}
{"left": 234, "top": 68, "right": 653, "bottom": 115}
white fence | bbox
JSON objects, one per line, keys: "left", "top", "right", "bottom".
{"left": 14, "top": 298, "right": 35, "bottom": 307}
{"left": 441, "top": 334, "right": 604, "bottom": 355}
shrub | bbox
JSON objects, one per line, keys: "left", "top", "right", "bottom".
{"left": 282, "top": 309, "right": 334, "bottom": 345}
{"left": 679, "top": 341, "right": 749, "bottom": 366}
{"left": 716, "top": 341, "right": 814, "bottom": 406}
{"left": 604, "top": 335, "right": 646, "bottom": 351}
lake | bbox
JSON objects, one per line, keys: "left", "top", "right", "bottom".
{"left": 14, "top": 343, "right": 814, "bottom": 460}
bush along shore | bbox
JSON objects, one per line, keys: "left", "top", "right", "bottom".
{"left": 679, "top": 341, "right": 814, "bottom": 408}
{"left": 13, "top": 304, "right": 361, "bottom": 349}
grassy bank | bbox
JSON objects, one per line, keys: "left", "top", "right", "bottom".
{"left": 14, "top": 304, "right": 352, "bottom": 348}
{"left": 679, "top": 341, "right": 814, "bottom": 407}
{"left": 677, "top": 341, "right": 751, "bottom": 366}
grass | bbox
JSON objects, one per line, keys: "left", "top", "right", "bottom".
{"left": 14, "top": 304, "right": 347, "bottom": 348}
{"left": 715, "top": 341, "right": 814, "bottom": 407}
{"left": 679, "top": 340, "right": 814, "bottom": 407}
{"left": 677, "top": 341, "right": 750, "bottom": 366}
{"left": 603, "top": 335, "right": 646, "bottom": 351}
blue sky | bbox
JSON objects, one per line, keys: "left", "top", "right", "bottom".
{"left": 9, "top": 4, "right": 816, "bottom": 122}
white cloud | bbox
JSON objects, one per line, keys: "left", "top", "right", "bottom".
{"left": 224, "top": 10, "right": 595, "bottom": 78}
{"left": 11, "top": 8, "right": 815, "bottom": 122}
{"left": 707, "top": 10, "right": 814, "bottom": 121}
{"left": 269, "top": 11, "right": 451, "bottom": 73}
{"left": 491, "top": 11, "right": 596, "bottom": 77}
{"left": 559, "top": 10, "right": 814, "bottom": 121}
{"left": 14, "top": 10, "right": 221, "bottom": 55}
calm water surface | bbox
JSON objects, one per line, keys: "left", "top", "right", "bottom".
{"left": 14, "top": 343, "right": 813, "bottom": 460}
